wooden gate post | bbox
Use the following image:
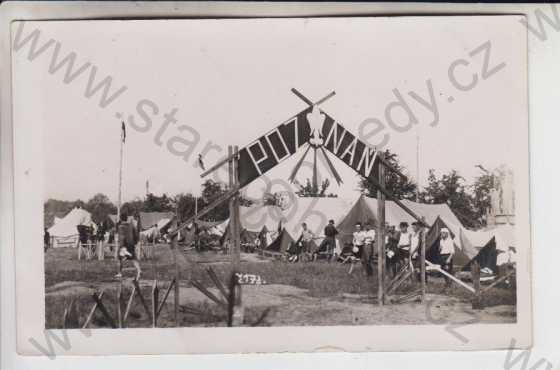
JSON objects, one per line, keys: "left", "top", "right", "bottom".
{"left": 421, "top": 226, "right": 427, "bottom": 303}
{"left": 229, "top": 145, "right": 244, "bottom": 325}
{"left": 377, "top": 154, "right": 386, "bottom": 306}
{"left": 170, "top": 218, "right": 180, "bottom": 327}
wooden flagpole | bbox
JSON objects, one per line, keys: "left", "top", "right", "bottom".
{"left": 116, "top": 122, "right": 125, "bottom": 258}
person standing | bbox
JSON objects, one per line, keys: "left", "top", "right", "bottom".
{"left": 362, "top": 222, "right": 376, "bottom": 276}
{"left": 396, "top": 222, "right": 412, "bottom": 270}
{"left": 315, "top": 219, "right": 338, "bottom": 262}
{"left": 44, "top": 228, "right": 50, "bottom": 251}
{"left": 116, "top": 212, "right": 141, "bottom": 280}
{"left": 410, "top": 221, "right": 424, "bottom": 281}
{"left": 437, "top": 228, "right": 455, "bottom": 288}
{"left": 385, "top": 225, "right": 399, "bottom": 278}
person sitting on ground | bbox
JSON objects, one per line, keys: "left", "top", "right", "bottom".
{"left": 437, "top": 228, "right": 455, "bottom": 288}
{"left": 300, "top": 222, "right": 315, "bottom": 261}
{"left": 286, "top": 240, "right": 301, "bottom": 263}
{"left": 314, "top": 219, "right": 338, "bottom": 262}
{"left": 115, "top": 212, "right": 141, "bottom": 280}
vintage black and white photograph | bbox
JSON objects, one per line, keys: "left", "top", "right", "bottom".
{"left": 9, "top": 15, "right": 531, "bottom": 354}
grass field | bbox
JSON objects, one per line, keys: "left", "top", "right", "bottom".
{"left": 45, "top": 245, "right": 517, "bottom": 329}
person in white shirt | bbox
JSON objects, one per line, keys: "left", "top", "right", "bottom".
{"left": 410, "top": 221, "right": 424, "bottom": 281}
{"left": 361, "top": 222, "right": 376, "bottom": 276}
{"left": 438, "top": 228, "right": 455, "bottom": 287}
{"left": 352, "top": 223, "right": 366, "bottom": 270}
{"left": 396, "top": 222, "right": 412, "bottom": 270}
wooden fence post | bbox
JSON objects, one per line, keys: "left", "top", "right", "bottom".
{"left": 421, "top": 227, "right": 426, "bottom": 303}
{"left": 377, "top": 154, "right": 386, "bottom": 306}
{"left": 116, "top": 282, "right": 123, "bottom": 328}
{"left": 472, "top": 261, "right": 483, "bottom": 309}
{"left": 151, "top": 280, "right": 159, "bottom": 327}
{"left": 97, "top": 240, "right": 104, "bottom": 260}
{"left": 171, "top": 218, "right": 180, "bottom": 327}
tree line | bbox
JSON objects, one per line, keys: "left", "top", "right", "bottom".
{"left": 45, "top": 153, "right": 498, "bottom": 230}
{"left": 358, "top": 150, "right": 496, "bottom": 229}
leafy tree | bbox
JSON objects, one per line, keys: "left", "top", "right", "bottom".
{"left": 43, "top": 199, "right": 75, "bottom": 227}
{"left": 471, "top": 172, "right": 494, "bottom": 226}
{"left": 419, "top": 169, "right": 480, "bottom": 228}
{"left": 358, "top": 149, "right": 418, "bottom": 200}
{"left": 174, "top": 193, "right": 197, "bottom": 222}
{"left": 120, "top": 198, "right": 144, "bottom": 218}
{"left": 199, "top": 179, "right": 230, "bottom": 221}
{"left": 294, "top": 178, "right": 337, "bottom": 198}
{"left": 86, "top": 193, "right": 117, "bottom": 224}
{"left": 144, "top": 193, "right": 174, "bottom": 212}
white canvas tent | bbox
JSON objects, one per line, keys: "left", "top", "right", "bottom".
{"left": 360, "top": 196, "right": 463, "bottom": 228}
{"left": 48, "top": 207, "right": 92, "bottom": 248}
{"left": 232, "top": 196, "right": 359, "bottom": 249}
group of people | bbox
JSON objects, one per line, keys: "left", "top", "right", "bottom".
{"left": 286, "top": 219, "right": 457, "bottom": 287}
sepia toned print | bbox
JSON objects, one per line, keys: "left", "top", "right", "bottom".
{"left": 9, "top": 15, "right": 531, "bottom": 354}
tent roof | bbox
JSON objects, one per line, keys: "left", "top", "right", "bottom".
{"left": 138, "top": 212, "right": 174, "bottom": 230}
{"left": 485, "top": 224, "right": 515, "bottom": 251}
{"left": 361, "top": 196, "right": 462, "bottom": 228}
{"left": 265, "top": 229, "right": 294, "bottom": 253}
{"left": 48, "top": 207, "right": 92, "bottom": 237}
{"left": 237, "top": 196, "right": 359, "bottom": 238}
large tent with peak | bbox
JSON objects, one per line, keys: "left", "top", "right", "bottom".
{"left": 138, "top": 212, "right": 174, "bottom": 231}
{"left": 224, "top": 196, "right": 359, "bottom": 250}
{"left": 47, "top": 207, "right": 93, "bottom": 248}
{"left": 336, "top": 196, "right": 464, "bottom": 245}
{"left": 425, "top": 217, "right": 481, "bottom": 267}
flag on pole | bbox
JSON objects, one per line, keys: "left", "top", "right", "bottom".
{"left": 198, "top": 153, "right": 206, "bottom": 171}
{"left": 121, "top": 121, "right": 126, "bottom": 143}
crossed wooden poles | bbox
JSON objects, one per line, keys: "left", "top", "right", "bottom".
{"left": 185, "top": 266, "right": 270, "bottom": 327}
{"left": 78, "top": 279, "right": 177, "bottom": 329}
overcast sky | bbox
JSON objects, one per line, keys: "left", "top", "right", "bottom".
{"left": 11, "top": 17, "right": 527, "bottom": 203}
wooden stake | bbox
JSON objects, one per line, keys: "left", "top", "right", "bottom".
{"left": 171, "top": 218, "right": 180, "bottom": 327}
{"left": 116, "top": 282, "right": 123, "bottom": 328}
{"left": 377, "top": 155, "right": 386, "bottom": 306}
{"left": 132, "top": 279, "right": 151, "bottom": 317}
{"left": 481, "top": 269, "right": 515, "bottom": 293}
{"left": 92, "top": 292, "right": 116, "bottom": 328}
{"left": 472, "top": 261, "right": 483, "bottom": 309}
{"left": 123, "top": 285, "right": 136, "bottom": 325}
{"left": 151, "top": 280, "right": 159, "bottom": 327}
{"left": 83, "top": 291, "right": 104, "bottom": 329}
{"left": 421, "top": 227, "right": 427, "bottom": 303}
{"left": 426, "top": 261, "right": 475, "bottom": 293}
{"left": 98, "top": 240, "right": 104, "bottom": 260}
{"left": 156, "top": 278, "right": 176, "bottom": 319}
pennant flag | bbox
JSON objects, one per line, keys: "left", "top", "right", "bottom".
{"left": 198, "top": 154, "right": 206, "bottom": 171}
{"left": 121, "top": 121, "right": 126, "bottom": 143}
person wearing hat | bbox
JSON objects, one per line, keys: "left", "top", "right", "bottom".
{"left": 437, "top": 228, "right": 455, "bottom": 288}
